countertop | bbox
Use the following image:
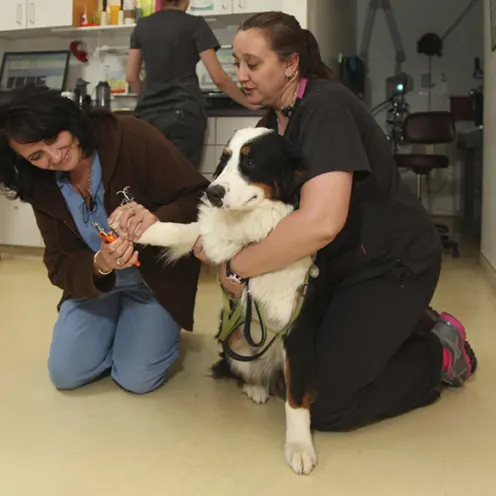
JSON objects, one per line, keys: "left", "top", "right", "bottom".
{"left": 206, "top": 107, "right": 266, "bottom": 118}
{"left": 112, "top": 108, "right": 266, "bottom": 118}
{"left": 110, "top": 90, "right": 267, "bottom": 118}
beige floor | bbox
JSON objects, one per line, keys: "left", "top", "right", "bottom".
{"left": 0, "top": 247, "right": 495, "bottom": 496}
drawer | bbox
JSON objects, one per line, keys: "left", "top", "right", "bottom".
{"left": 204, "top": 117, "right": 216, "bottom": 145}
{"left": 199, "top": 145, "right": 220, "bottom": 175}
{"left": 0, "top": 196, "right": 44, "bottom": 247}
{"left": 215, "top": 116, "right": 261, "bottom": 145}
{"left": 214, "top": 145, "right": 227, "bottom": 166}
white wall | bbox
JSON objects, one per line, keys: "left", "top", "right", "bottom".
{"left": 481, "top": 0, "right": 496, "bottom": 268}
{"left": 357, "top": 0, "right": 484, "bottom": 114}
{"left": 357, "top": 0, "right": 484, "bottom": 216}
{"left": 308, "top": 0, "right": 357, "bottom": 73}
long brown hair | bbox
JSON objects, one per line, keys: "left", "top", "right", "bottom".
{"left": 239, "top": 12, "right": 333, "bottom": 80}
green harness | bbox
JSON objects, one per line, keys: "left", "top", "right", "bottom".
{"left": 218, "top": 269, "right": 312, "bottom": 362}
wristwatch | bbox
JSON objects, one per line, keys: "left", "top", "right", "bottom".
{"left": 225, "top": 260, "right": 247, "bottom": 284}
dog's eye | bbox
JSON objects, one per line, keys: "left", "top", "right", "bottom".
{"left": 245, "top": 159, "right": 256, "bottom": 169}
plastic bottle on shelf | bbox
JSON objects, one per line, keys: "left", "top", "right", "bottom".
{"left": 100, "top": 8, "right": 108, "bottom": 26}
{"left": 110, "top": 2, "right": 120, "bottom": 25}
{"left": 124, "top": 0, "right": 136, "bottom": 24}
{"left": 135, "top": 0, "right": 143, "bottom": 20}
{"left": 141, "top": 0, "right": 154, "bottom": 16}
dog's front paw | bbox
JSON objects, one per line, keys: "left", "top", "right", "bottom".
{"left": 133, "top": 222, "right": 167, "bottom": 247}
{"left": 242, "top": 384, "right": 270, "bottom": 404}
{"left": 109, "top": 212, "right": 125, "bottom": 236}
{"left": 284, "top": 441, "right": 317, "bottom": 475}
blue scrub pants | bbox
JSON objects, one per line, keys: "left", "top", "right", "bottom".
{"left": 47, "top": 283, "right": 181, "bottom": 394}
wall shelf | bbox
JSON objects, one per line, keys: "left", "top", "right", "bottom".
{"left": 0, "top": 24, "right": 135, "bottom": 41}
{"left": 51, "top": 24, "right": 136, "bottom": 38}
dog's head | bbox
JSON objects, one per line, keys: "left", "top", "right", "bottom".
{"left": 205, "top": 127, "right": 306, "bottom": 211}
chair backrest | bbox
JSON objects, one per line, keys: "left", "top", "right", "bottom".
{"left": 402, "top": 111, "right": 455, "bottom": 145}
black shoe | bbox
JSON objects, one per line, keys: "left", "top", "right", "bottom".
{"left": 416, "top": 306, "right": 440, "bottom": 335}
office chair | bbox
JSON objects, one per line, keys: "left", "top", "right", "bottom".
{"left": 394, "top": 111, "right": 460, "bottom": 258}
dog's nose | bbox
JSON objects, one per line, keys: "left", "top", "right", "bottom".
{"left": 206, "top": 184, "right": 226, "bottom": 207}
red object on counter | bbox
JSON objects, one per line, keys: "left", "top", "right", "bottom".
{"left": 155, "top": 0, "right": 164, "bottom": 11}
{"left": 70, "top": 41, "right": 89, "bottom": 63}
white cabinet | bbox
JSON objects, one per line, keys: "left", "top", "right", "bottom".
{"left": 0, "top": 2, "right": 27, "bottom": 31}
{"left": 233, "top": 0, "right": 282, "bottom": 14}
{"left": 188, "top": 0, "right": 232, "bottom": 16}
{"left": 199, "top": 115, "right": 262, "bottom": 181}
{"left": 0, "top": 0, "right": 72, "bottom": 32}
{"left": 188, "top": 0, "right": 281, "bottom": 16}
{"left": 204, "top": 117, "right": 217, "bottom": 145}
{"left": 26, "top": 0, "right": 73, "bottom": 29}
{"left": 216, "top": 116, "right": 260, "bottom": 144}
{"left": 0, "top": 195, "right": 44, "bottom": 248}
{"left": 199, "top": 145, "right": 219, "bottom": 178}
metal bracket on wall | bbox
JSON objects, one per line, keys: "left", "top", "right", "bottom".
{"left": 359, "top": 0, "right": 406, "bottom": 76}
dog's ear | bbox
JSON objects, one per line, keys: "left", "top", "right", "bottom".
{"left": 274, "top": 140, "right": 307, "bottom": 206}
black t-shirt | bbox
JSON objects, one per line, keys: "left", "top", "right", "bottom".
{"left": 130, "top": 10, "right": 220, "bottom": 118}
{"left": 265, "top": 79, "right": 441, "bottom": 285}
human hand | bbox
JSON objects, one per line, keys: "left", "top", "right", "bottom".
{"left": 108, "top": 202, "right": 158, "bottom": 242}
{"left": 192, "top": 237, "right": 216, "bottom": 266}
{"left": 193, "top": 238, "right": 246, "bottom": 297}
{"left": 94, "top": 237, "right": 139, "bottom": 273}
{"left": 217, "top": 262, "right": 245, "bottom": 299}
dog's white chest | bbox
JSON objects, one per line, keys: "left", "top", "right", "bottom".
{"left": 197, "top": 200, "right": 295, "bottom": 264}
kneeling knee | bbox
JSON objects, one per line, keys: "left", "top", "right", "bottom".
{"left": 48, "top": 355, "right": 108, "bottom": 391}
{"left": 48, "top": 359, "right": 86, "bottom": 391}
{"left": 112, "top": 347, "right": 179, "bottom": 394}
{"left": 112, "top": 368, "right": 172, "bottom": 395}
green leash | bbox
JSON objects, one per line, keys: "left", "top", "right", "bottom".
{"left": 218, "top": 268, "right": 312, "bottom": 362}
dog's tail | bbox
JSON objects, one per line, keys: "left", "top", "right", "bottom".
{"left": 137, "top": 222, "right": 200, "bottom": 262}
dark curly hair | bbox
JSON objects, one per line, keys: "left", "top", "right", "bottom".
{"left": 0, "top": 85, "right": 98, "bottom": 203}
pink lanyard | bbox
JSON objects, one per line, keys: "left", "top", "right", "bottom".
{"left": 298, "top": 77, "right": 308, "bottom": 99}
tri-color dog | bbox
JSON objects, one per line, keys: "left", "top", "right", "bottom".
{"left": 112, "top": 127, "right": 322, "bottom": 474}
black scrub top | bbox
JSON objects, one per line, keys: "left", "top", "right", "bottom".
{"left": 130, "top": 9, "right": 220, "bottom": 118}
{"left": 264, "top": 79, "right": 441, "bottom": 286}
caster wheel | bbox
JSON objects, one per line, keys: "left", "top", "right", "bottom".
{"left": 452, "top": 247, "right": 460, "bottom": 258}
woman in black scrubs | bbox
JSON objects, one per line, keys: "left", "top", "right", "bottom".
{"left": 196, "top": 12, "right": 477, "bottom": 431}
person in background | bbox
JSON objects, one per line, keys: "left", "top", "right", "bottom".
{"left": 126, "top": 0, "right": 256, "bottom": 168}
{"left": 0, "top": 85, "right": 208, "bottom": 394}
{"left": 194, "top": 12, "right": 478, "bottom": 432}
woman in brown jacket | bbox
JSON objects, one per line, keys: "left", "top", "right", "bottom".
{"left": 0, "top": 86, "right": 208, "bottom": 394}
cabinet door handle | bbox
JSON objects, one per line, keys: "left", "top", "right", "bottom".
{"left": 29, "top": 2, "right": 35, "bottom": 25}
{"left": 238, "top": 0, "right": 246, "bottom": 8}
{"left": 16, "top": 4, "right": 22, "bottom": 25}
{"left": 223, "top": 0, "right": 230, "bottom": 10}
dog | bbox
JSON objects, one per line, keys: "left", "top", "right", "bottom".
{"left": 111, "top": 127, "right": 323, "bottom": 475}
